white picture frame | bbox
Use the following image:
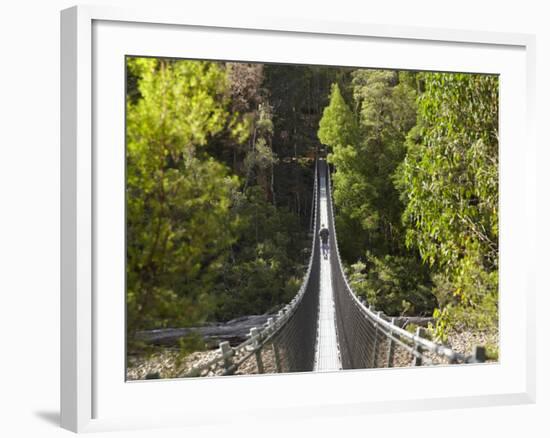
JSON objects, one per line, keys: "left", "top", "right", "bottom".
{"left": 60, "top": 4, "right": 536, "bottom": 433}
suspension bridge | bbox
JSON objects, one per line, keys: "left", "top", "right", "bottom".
{"left": 183, "top": 159, "right": 485, "bottom": 378}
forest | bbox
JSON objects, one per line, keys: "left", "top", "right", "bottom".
{"left": 319, "top": 71, "right": 498, "bottom": 351}
{"left": 126, "top": 57, "right": 499, "bottom": 366}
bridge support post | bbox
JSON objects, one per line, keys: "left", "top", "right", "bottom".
{"left": 371, "top": 311, "right": 382, "bottom": 367}
{"left": 272, "top": 343, "right": 282, "bottom": 373}
{"left": 267, "top": 318, "right": 282, "bottom": 373}
{"left": 467, "top": 346, "right": 486, "bottom": 363}
{"left": 219, "top": 341, "right": 235, "bottom": 375}
{"left": 413, "top": 327, "right": 426, "bottom": 366}
{"left": 250, "top": 327, "right": 265, "bottom": 374}
{"left": 386, "top": 317, "right": 396, "bottom": 367}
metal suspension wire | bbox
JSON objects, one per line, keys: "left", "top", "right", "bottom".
{"left": 181, "top": 159, "right": 321, "bottom": 377}
{"left": 324, "top": 164, "right": 485, "bottom": 368}
{"left": 181, "top": 159, "right": 484, "bottom": 378}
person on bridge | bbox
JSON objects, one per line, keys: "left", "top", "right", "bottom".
{"left": 319, "top": 224, "right": 330, "bottom": 260}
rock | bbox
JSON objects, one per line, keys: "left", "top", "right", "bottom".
{"left": 137, "top": 314, "right": 274, "bottom": 347}
{"left": 391, "top": 316, "right": 434, "bottom": 328}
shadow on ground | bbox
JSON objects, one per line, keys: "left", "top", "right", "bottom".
{"left": 34, "top": 410, "right": 59, "bottom": 427}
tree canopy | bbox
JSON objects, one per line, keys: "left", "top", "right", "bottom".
{"left": 126, "top": 58, "right": 243, "bottom": 338}
{"left": 125, "top": 56, "right": 499, "bottom": 359}
{"left": 126, "top": 58, "right": 348, "bottom": 352}
{"left": 318, "top": 69, "right": 499, "bottom": 344}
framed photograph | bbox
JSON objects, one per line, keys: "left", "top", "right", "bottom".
{"left": 61, "top": 4, "right": 536, "bottom": 433}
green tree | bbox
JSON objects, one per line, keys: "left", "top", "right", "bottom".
{"left": 214, "top": 186, "right": 307, "bottom": 320}
{"left": 348, "top": 255, "right": 435, "bottom": 316}
{"left": 318, "top": 83, "right": 359, "bottom": 150}
{"left": 318, "top": 71, "right": 435, "bottom": 316}
{"left": 317, "top": 83, "right": 367, "bottom": 261}
{"left": 126, "top": 58, "right": 244, "bottom": 342}
{"left": 396, "top": 72, "right": 499, "bottom": 339}
{"left": 347, "top": 70, "right": 417, "bottom": 254}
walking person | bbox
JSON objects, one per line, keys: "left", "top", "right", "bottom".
{"left": 319, "top": 224, "right": 330, "bottom": 260}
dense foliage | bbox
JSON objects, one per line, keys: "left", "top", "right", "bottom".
{"left": 126, "top": 55, "right": 499, "bottom": 356}
{"left": 319, "top": 71, "right": 436, "bottom": 317}
{"left": 396, "top": 73, "right": 499, "bottom": 339}
{"left": 126, "top": 58, "right": 349, "bottom": 350}
{"left": 319, "top": 70, "right": 499, "bottom": 343}
{"left": 126, "top": 59, "right": 242, "bottom": 342}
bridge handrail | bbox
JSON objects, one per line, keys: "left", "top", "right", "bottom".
{"left": 326, "top": 165, "right": 469, "bottom": 364}
{"left": 182, "top": 159, "right": 320, "bottom": 377}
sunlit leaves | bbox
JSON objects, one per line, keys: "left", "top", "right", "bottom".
{"left": 126, "top": 58, "right": 242, "bottom": 339}
{"left": 126, "top": 58, "right": 310, "bottom": 346}
{"left": 395, "top": 72, "right": 499, "bottom": 338}
{"left": 319, "top": 69, "right": 499, "bottom": 340}
{"left": 318, "top": 83, "right": 359, "bottom": 151}
{"left": 396, "top": 73, "right": 498, "bottom": 273}
{"left": 318, "top": 71, "right": 432, "bottom": 316}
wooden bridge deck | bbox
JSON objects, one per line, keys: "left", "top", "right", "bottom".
{"left": 313, "top": 171, "right": 342, "bottom": 372}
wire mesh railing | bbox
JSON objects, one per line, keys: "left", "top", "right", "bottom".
{"left": 181, "top": 160, "right": 321, "bottom": 377}
{"left": 324, "top": 163, "right": 486, "bottom": 369}
{"left": 181, "top": 158, "right": 484, "bottom": 378}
